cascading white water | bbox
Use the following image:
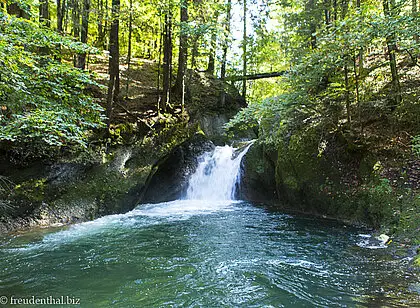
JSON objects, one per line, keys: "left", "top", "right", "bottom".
{"left": 185, "top": 142, "right": 253, "bottom": 201}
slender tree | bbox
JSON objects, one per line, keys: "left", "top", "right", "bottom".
{"left": 383, "top": 0, "right": 402, "bottom": 106}
{"left": 57, "top": 0, "right": 66, "bottom": 32}
{"left": 333, "top": 0, "right": 337, "bottom": 21}
{"left": 64, "top": 0, "right": 70, "bottom": 32}
{"left": 344, "top": 62, "right": 351, "bottom": 125}
{"left": 306, "top": 0, "right": 317, "bottom": 49}
{"left": 173, "top": 0, "right": 189, "bottom": 98}
{"left": 72, "top": 0, "right": 80, "bottom": 66}
{"left": 38, "top": 0, "right": 50, "bottom": 59}
{"left": 413, "top": 0, "right": 419, "bottom": 64}
{"left": 106, "top": 0, "right": 120, "bottom": 130}
{"left": 242, "top": 0, "right": 247, "bottom": 97}
{"left": 157, "top": 19, "right": 163, "bottom": 111}
{"left": 39, "top": 0, "right": 50, "bottom": 27}
{"left": 162, "top": 11, "right": 173, "bottom": 112}
{"left": 76, "top": 0, "right": 90, "bottom": 69}
{"left": 125, "top": 0, "right": 134, "bottom": 98}
{"left": 220, "top": 0, "right": 231, "bottom": 80}
{"left": 324, "top": 0, "right": 331, "bottom": 25}
{"left": 206, "top": 11, "right": 219, "bottom": 75}
{"left": 55, "top": 0, "right": 66, "bottom": 62}
{"left": 96, "top": 0, "right": 106, "bottom": 49}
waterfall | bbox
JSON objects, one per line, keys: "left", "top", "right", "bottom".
{"left": 185, "top": 142, "right": 253, "bottom": 201}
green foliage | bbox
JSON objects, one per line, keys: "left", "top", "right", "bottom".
{"left": 228, "top": 0, "right": 420, "bottom": 231}
{"left": 411, "top": 135, "right": 420, "bottom": 157}
{"left": 0, "top": 12, "right": 105, "bottom": 157}
{"left": 230, "top": 0, "right": 420, "bottom": 161}
{"left": 13, "top": 178, "right": 47, "bottom": 203}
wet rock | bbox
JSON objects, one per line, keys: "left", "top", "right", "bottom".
{"left": 0, "top": 144, "right": 155, "bottom": 233}
{"left": 237, "top": 143, "right": 277, "bottom": 203}
{"left": 141, "top": 134, "right": 215, "bottom": 203}
{"left": 198, "top": 114, "right": 230, "bottom": 142}
{"left": 47, "top": 163, "right": 91, "bottom": 185}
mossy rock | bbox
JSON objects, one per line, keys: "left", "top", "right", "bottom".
{"left": 238, "top": 142, "right": 277, "bottom": 203}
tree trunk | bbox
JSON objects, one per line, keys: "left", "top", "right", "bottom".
{"left": 39, "top": 0, "right": 50, "bottom": 27}
{"left": 344, "top": 64, "right": 351, "bottom": 125}
{"left": 104, "top": 0, "right": 109, "bottom": 50}
{"left": 157, "top": 21, "right": 163, "bottom": 112}
{"left": 173, "top": 0, "right": 189, "bottom": 97}
{"left": 106, "top": 74, "right": 116, "bottom": 130}
{"left": 76, "top": 0, "right": 90, "bottom": 69}
{"left": 64, "top": 1, "right": 70, "bottom": 32}
{"left": 55, "top": 0, "right": 66, "bottom": 62}
{"left": 413, "top": 0, "right": 419, "bottom": 64}
{"left": 341, "top": 0, "right": 349, "bottom": 19}
{"left": 106, "top": 0, "right": 120, "bottom": 129}
{"left": 353, "top": 55, "right": 361, "bottom": 127}
{"left": 356, "top": 0, "right": 364, "bottom": 72}
{"left": 72, "top": 0, "right": 80, "bottom": 67}
{"left": 72, "top": 0, "right": 80, "bottom": 37}
{"left": 57, "top": 0, "right": 66, "bottom": 32}
{"left": 97, "top": 0, "right": 105, "bottom": 48}
{"left": 307, "top": 0, "right": 317, "bottom": 49}
{"left": 38, "top": 0, "right": 50, "bottom": 58}
{"left": 125, "top": 0, "right": 133, "bottom": 98}
{"left": 225, "top": 71, "right": 286, "bottom": 81}
{"left": 190, "top": 35, "right": 198, "bottom": 70}
{"left": 162, "top": 12, "right": 173, "bottom": 112}
{"left": 383, "top": 0, "right": 402, "bottom": 106}
{"left": 324, "top": 0, "right": 331, "bottom": 25}
{"left": 221, "top": 0, "right": 231, "bottom": 80}
{"left": 206, "top": 11, "right": 219, "bottom": 75}
{"left": 242, "top": 0, "right": 247, "bottom": 97}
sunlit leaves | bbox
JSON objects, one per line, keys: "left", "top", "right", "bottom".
{"left": 0, "top": 12, "right": 105, "bottom": 156}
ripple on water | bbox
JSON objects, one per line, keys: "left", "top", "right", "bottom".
{"left": 0, "top": 201, "right": 419, "bottom": 307}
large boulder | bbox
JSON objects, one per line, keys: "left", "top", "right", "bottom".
{"left": 0, "top": 144, "right": 156, "bottom": 233}
{"left": 237, "top": 143, "right": 277, "bottom": 204}
{"left": 141, "top": 134, "right": 215, "bottom": 203}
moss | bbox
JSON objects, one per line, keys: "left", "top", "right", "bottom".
{"left": 414, "top": 256, "right": 420, "bottom": 267}
{"left": 14, "top": 178, "right": 47, "bottom": 202}
{"left": 283, "top": 176, "right": 299, "bottom": 190}
{"left": 272, "top": 123, "right": 420, "bottom": 228}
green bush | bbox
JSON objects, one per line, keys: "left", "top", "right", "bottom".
{"left": 0, "top": 12, "right": 104, "bottom": 158}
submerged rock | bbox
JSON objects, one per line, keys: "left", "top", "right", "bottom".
{"left": 141, "top": 134, "right": 215, "bottom": 203}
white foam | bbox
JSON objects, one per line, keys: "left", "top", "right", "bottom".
{"left": 8, "top": 200, "right": 237, "bottom": 252}
{"left": 356, "top": 234, "right": 388, "bottom": 249}
{"left": 134, "top": 199, "right": 236, "bottom": 218}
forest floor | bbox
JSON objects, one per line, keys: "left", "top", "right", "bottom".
{"left": 87, "top": 55, "right": 244, "bottom": 133}
{"left": 88, "top": 56, "right": 163, "bottom": 128}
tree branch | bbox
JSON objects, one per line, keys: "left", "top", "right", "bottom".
{"left": 225, "top": 71, "right": 287, "bottom": 81}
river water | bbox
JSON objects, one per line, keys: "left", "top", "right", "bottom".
{"left": 0, "top": 145, "right": 419, "bottom": 307}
